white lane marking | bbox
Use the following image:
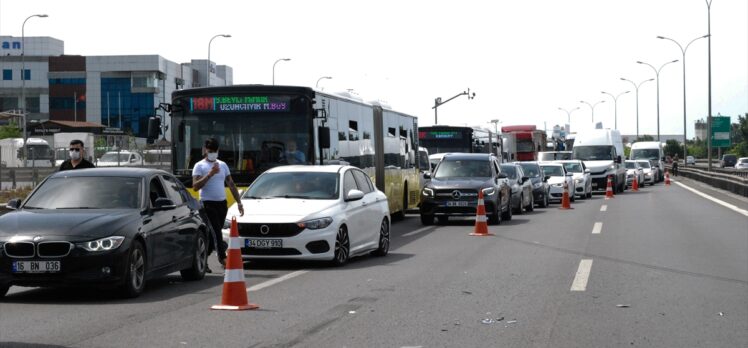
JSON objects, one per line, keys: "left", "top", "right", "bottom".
{"left": 402, "top": 226, "right": 434, "bottom": 237}
{"left": 600, "top": 205, "right": 607, "bottom": 212}
{"left": 674, "top": 181, "right": 748, "bottom": 217}
{"left": 591, "top": 222, "right": 603, "bottom": 234}
{"left": 570, "top": 259, "right": 593, "bottom": 291}
{"left": 246, "top": 270, "right": 308, "bottom": 292}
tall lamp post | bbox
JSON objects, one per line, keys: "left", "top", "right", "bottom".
{"left": 21, "top": 13, "right": 48, "bottom": 167}
{"left": 657, "top": 34, "right": 709, "bottom": 164}
{"left": 579, "top": 100, "right": 605, "bottom": 124}
{"left": 207, "top": 34, "right": 231, "bottom": 87}
{"left": 636, "top": 59, "right": 679, "bottom": 142}
{"left": 558, "top": 106, "right": 580, "bottom": 129}
{"left": 315, "top": 76, "right": 332, "bottom": 89}
{"left": 489, "top": 119, "right": 501, "bottom": 157}
{"left": 272, "top": 58, "right": 291, "bottom": 85}
{"left": 620, "top": 78, "right": 653, "bottom": 139}
{"left": 705, "top": 0, "right": 714, "bottom": 171}
{"left": 601, "top": 90, "right": 630, "bottom": 130}
{"left": 432, "top": 88, "right": 475, "bottom": 124}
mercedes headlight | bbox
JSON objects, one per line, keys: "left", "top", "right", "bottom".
{"left": 79, "top": 236, "right": 125, "bottom": 252}
{"left": 422, "top": 187, "right": 434, "bottom": 197}
{"left": 481, "top": 187, "right": 496, "bottom": 196}
{"left": 298, "top": 217, "right": 333, "bottom": 230}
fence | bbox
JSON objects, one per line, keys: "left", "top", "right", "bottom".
{"left": 668, "top": 164, "right": 748, "bottom": 197}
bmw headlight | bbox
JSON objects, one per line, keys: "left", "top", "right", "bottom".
{"left": 298, "top": 217, "right": 333, "bottom": 230}
{"left": 79, "top": 236, "right": 125, "bottom": 252}
{"left": 422, "top": 187, "right": 434, "bottom": 197}
{"left": 481, "top": 187, "right": 496, "bottom": 196}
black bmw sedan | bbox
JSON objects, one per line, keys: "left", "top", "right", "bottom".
{"left": 0, "top": 168, "right": 209, "bottom": 298}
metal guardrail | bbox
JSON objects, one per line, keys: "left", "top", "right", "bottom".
{"left": 1, "top": 165, "right": 170, "bottom": 190}
{"left": 667, "top": 165, "right": 748, "bottom": 197}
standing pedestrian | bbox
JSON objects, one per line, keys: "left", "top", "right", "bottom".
{"left": 672, "top": 154, "right": 679, "bottom": 176}
{"left": 192, "top": 138, "right": 244, "bottom": 271}
{"left": 59, "top": 139, "right": 95, "bottom": 171}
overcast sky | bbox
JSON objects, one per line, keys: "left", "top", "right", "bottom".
{"left": 2, "top": 0, "right": 747, "bottom": 138}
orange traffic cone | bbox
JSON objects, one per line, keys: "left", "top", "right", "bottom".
{"left": 559, "top": 181, "right": 574, "bottom": 210}
{"left": 605, "top": 175, "right": 614, "bottom": 200}
{"left": 665, "top": 169, "right": 671, "bottom": 186}
{"left": 470, "top": 190, "right": 494, "bottom": 236}
{"left": 212, "top": 217, "right": 259, "bottom": 311}
{"left": 632, "top": 174, "right": 639, "bottom": 192}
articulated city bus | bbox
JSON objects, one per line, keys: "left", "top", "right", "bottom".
{"left": 418, "top": 126, "right": 496, "bottom": 154}
{"left": 165, "top": 85, "right": 421, "bottom": 216}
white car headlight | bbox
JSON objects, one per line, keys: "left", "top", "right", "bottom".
{"left": 575, "top": 178, "right": 582, "bottom": 184}
{"left": 481, "top": 187, "right": 496, "bottom": 196}
{"left": 298, "top": 217, "right": 333, "bottom": 230}
{"left": 552, "top": 183, "right": 563, "bottom": 187}
{"left": 79, "top": 236, "right": 125, "bottom": 252}
{"left": 422, "top": 187, "right": 434, "bottom": 197}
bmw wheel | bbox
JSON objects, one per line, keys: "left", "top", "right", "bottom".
{"left": 488, "top": 201, "right": 500, "bottom": 225}
{"left": 120, "top": 240, "right": 146, "bottom": 298}
{"left": 372, "top": 218, "right": 390, "bottom": 257}
{"left": 501, "top": 197, "right": 513, "bottom": 221}
{"left": 420, "top": 214, "right": 434, "bottom": 226}
{"left": 526, "top": 193, "right": 534, "bottom": 212}
{"left": 332, "top": 225, "right": 350, "bottom": 266}
{"left": 181, "top": 231, "right": 208, "bottom": 281}
{"left": 539, "top": 191, "right": 549, "bottom": 208}
{"left": 515, "top": 194, "right": 524, "bottom": 215}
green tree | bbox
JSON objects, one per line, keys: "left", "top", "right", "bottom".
{"left": 0, "top": 121, "right": 22, "bottom": 140}
{"left": 664, "top": 139, "right": 681, "bottom": 157}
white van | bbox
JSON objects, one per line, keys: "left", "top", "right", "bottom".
{"left": 571, "top": 129, "right": 627, "bottom": 193}
{"left": 630, "top": 141, "right": 664, "bottom": 182}
{"left": 96, "top": 151, "right": 143, "bottom": 167}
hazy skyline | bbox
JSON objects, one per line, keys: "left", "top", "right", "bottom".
{"left": 2, "top": 0, "right": 746, "bottom": 138}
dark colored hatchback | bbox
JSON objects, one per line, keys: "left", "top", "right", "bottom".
{"left": 0, "top": 168, "right": 210, "bottom": 298}
{"left": 720, "top": 154, "right": 737, "bottom": 168}
{"left": 419, "top": 153, "right": 511, "bottom": 225}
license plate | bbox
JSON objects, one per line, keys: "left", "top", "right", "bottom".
{"left": 592, "top": 182, "right": 598, "bottom": 188}
{"left": 12, "top": 260, "right": 61, "bottom": 273}
{"left": 446, "top": 201, "right": 470, "bottom": 207}
{"left": 245, "top": 239, "right": 282, "bottom": 249}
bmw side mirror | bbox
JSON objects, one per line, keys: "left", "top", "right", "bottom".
{"left": 5, "top": 198, "right": 21, "bottom": 210}
{"left": 345, "top": 189, "right": 364, "bottom": 202}
{"left": 498, "top": 172, "right": 508, "bottom": 179}
{"left": 153, "top": 198, "right": 176, "bottom": 210}
{"left": 423, "top": 172, "right": 431, "bottom": 180}
{"left": 544, "top": 175, "right": 550, "bottom": 182}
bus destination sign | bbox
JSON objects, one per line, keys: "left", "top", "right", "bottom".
{"left": 190, "top": 96, "right": 290, "bottom": 113}
{"left": 419, "top": 131, "right": 463, "bottom": 140}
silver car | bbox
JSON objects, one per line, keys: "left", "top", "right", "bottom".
{"left": 540, "top": 162, "right": 575, "bottom": 202}
{"left": 624, "top": 160, "right": 645, "bottom": 188}
{"left": 558, "top": 160, "right": 592, "bottom": 199}
{"left": 636, "top": 160, "right": 656, "bottom": 185}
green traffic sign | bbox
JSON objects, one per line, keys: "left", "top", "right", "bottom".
{"left": 710, "top": 116, "right": 731, "bottom": 148}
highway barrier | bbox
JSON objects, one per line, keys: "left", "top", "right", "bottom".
{"left": 667, "top": 165, "right": 748, "bottom": 197}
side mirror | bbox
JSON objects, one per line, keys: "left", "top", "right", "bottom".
{"left": 566, "top": 172, "right": 574, "bottom": 176}
{"left": 615, "top": 155, "right": 622, "bottom": 164}
{"left": 544, "top": 175, "right": 550, "bottom": 182}
{"left": 521, "top": 176, "right": 529, "bottom": 183}
{"left": 5, "top": 198, "right": 21, "bottom": 210}
{"left": 584, "top": 169, "right": 590, "bottom": 173}
{"left": 498, "top": 172, "right": 508, "bottom": 179}
{"left": 153, "top": 198, "right": 176, "bottom": 210}
{"left": 345, "top": 189, "right": 364, "bottom": 201}
{"left": 423, "top": 172, "right": 431, "bottom": 180}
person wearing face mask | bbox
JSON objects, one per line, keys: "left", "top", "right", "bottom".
{"left": 59, "top": 139, "right": 95, "bottom": 171}
{"left": 192, "top": 137, "right": 244, "bottom": 270}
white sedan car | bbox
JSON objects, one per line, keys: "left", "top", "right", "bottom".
{"left": 636, "top": 160, "right": 656, "bottom": 185}
{"left": 735, "top": 157, "right": 748, "bottom": 171}
{"left": 558, "top": 160, "right": 592, "bottom": 199}
{"left": 624, "top": 160, "right": 645, "bottom": 188}
{"left": 540, "top": 163, "right": 575, "bottom": 202}
{"left": 223, "top": 165, "right": 390, "bottom": 266}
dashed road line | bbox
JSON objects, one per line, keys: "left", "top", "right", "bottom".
{"left": 402, "top": 226, "right": 435, "bottom": 237}
{"left": 600, "top": 205, "right": 607, "bottom": 212}
{"left": 591, "top": 222, "right": 603, "bottom": 234}
{"left": 674, "top": 181, "right": 748, "bottom": 217}
{"left": 570, "top": 259, "right": 593, "bottom": 291}
{"left": 247, "top": 270, "right": 308, "bottom": 292}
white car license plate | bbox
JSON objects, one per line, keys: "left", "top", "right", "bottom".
{"left": 446, "top": 201, "right": 470, "bottom": 207}
{"left": 245, "top": 239, "right": 282, "bottom": 249}
{"left": 592, "top": 182, "right": 598, "bottom": 188}
{"left": 12, "top": 260, "right": 61, "bottom": 273}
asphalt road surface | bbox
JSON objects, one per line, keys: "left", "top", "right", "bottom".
{"left": 1, "top": 179, "right": 746, "bottom": 348}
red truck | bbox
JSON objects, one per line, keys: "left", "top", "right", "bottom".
{"left": 501, "top": 125, "right": 547, "bottom": 161}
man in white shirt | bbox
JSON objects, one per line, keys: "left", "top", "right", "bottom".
{"left": 192, "top": 138, "right": 244, "bottom": 270}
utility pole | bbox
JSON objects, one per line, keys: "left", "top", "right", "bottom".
{"left": 432, "top": 88, "right": 476, "bottom": 124}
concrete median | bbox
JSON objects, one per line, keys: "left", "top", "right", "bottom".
{"left": 668, "top": 165, "right": 748, "bottom": 197}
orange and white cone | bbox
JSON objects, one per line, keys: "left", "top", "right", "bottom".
{"left": 559, "top": 181, "right": 573, "bottom": 210}
{"left": 632, "top": 174, "right": 639, "bottom": 192}
{"left": 470, "top": 190, "right": 494, "bottom": 236}
{"left": 665, "top": 169, "right": 671, "bottom": 186}
{"left": 605, "top": 175, "right": 614, "bottom": 200}
{"left": 212, "top": 217, "right": 259, "bottom": 311}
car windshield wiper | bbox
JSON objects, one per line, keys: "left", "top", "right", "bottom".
{"left": 22, "top": 206, "right": 42, "bottom": 209}
{"left": 269, "top": 195, "right": 310, "bottom": 199}
{"left": 56, "top": 207, "right": 97, "bottom": 209}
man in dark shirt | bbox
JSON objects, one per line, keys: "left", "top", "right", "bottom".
{"left": 59, "top": 139, "right": 95, "bottom": 171}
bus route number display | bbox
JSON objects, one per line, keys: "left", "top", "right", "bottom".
{"left": 190, "top": 96, "right": 290, "bottom": 113}
{"left": 419, "top": 131, "right": 463, "bottom": 140}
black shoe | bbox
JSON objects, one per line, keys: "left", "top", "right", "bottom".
{"left": 219, "top": 257, "right": 226, "bottom": 269}
{"left": 206, "top": 265, "right": 213, "bottom": 273}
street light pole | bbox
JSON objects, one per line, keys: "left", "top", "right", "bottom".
{"left": 579, "top": 100, "right": 606, "bottom": 124}
{"left": 21, "top": 14, "right": 48, "bottom": 167}
{"left": 315, "top": 76, "right": 332, "bottom": 89}
{"left": 557, "top": 107, "right": 580, "bottom": 129}
{"left": 620, "top": 78, "right": 654, "bottom": 139}
{"left": 706, "top": 0, "right": 714, "bottom": 171}
{"left": 601, "top": 90, "right": 630, "bottom": 130}
{"left": 658, "top": 34, "right": 709, "bottom": 164}
{"left": 272, "top": 58, "right": 291, "bottom": 85}
{"left": 432, "top": 88, "right": 475, "bottom": 124}
{"left": 637, "top": 59, "right": 679, "bottom": 142}
{"left": 207, "top": 34, "right": 231, "bottom": 87}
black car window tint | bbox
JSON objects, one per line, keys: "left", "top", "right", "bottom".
{"left": 352, "top": 170, "right": 373, "bottom": 194}
{"left": 161, "top": 175, "right": 186, "bottom": 205}
{"left": 149, "top": 177, "right": 168, "bottom": 206}
{"left": 343, "top": 171, "right": 358, "bottom": 196}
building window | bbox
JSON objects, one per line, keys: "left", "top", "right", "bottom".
{"left": 25, "top": 97, "right": 40, "bottom": 113}
{"left": 2, "top": 69, "right": 11, "bottom": 80}
{"left": 22, "top": 69, "right": 30, "bottom": 81}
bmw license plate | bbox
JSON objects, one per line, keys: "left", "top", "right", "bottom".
{"left": 592, "top": 182, "right": 598, "bottom": 188}
{"left": 245, "top": 239, "right": 282, "bottom": 249}
{"left": 446, "top": 201, "right": 469, "bottom": 207}
{"left": 12, "top": 260, "right": 61, "bottom": 273}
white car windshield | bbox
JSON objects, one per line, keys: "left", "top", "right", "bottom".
{"left": 625, "top": 162, "right": 637, "bottom": 169}
{"left": 245, "top": 172, "right": 339, "bottom": 200}
{"left": 563, "top": 163, "right": 583, "bottom": 173}
{"left": 637, "top": 161, "right": 651, "bottom": 168}
{"left": 541, "top": 165, "right": 564, "bottom": 177}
